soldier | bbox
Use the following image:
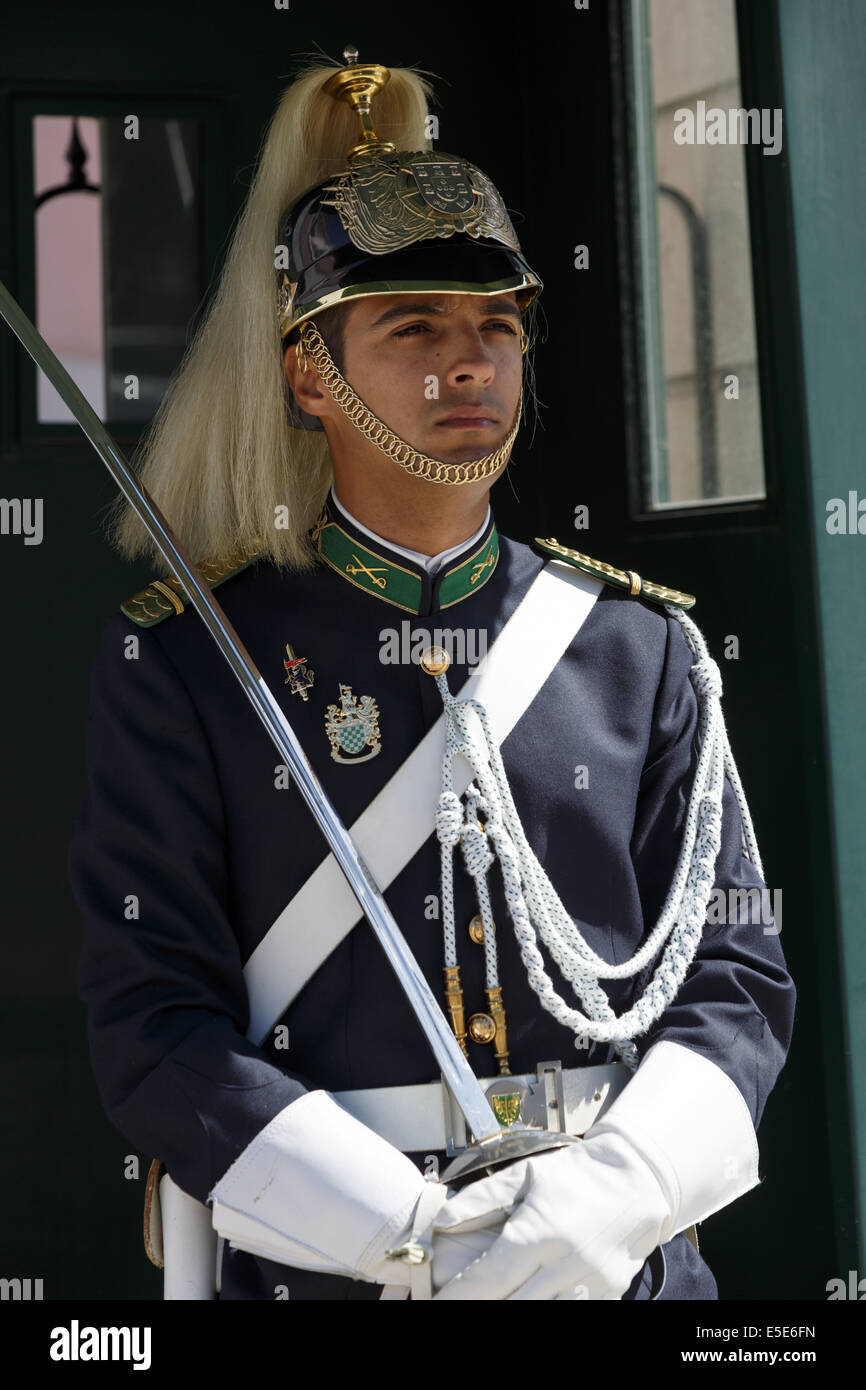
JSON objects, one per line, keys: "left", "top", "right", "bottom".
{"left": 68, "top": 50, "right": 795, "bottom": 1301}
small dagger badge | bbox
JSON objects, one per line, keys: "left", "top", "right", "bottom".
{"left": 283, "top": 643, "right": 314, "bottom": 701}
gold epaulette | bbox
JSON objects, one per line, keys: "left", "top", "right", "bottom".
{"left": 533, "top": 537, "right": 695, "bottom": 611}
{"left": 120, "top": 541, "right": 264, "bottom": 627}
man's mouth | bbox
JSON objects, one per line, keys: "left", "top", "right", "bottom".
{"left": 436, "top": 407, "right": 500, "bottom": 430}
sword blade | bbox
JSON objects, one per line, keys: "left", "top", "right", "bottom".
{"left": 0, "top": 278, "right": 501, "bottom": 1144}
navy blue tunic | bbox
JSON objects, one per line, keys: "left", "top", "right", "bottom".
{"left": 68, "top": 503, "right": 796, "bottom": 1300}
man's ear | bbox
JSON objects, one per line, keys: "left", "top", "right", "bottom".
{"left": 283, "top": 342, "right": 329, "bottom": 420}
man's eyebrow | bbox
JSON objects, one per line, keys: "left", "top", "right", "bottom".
{"left": 367, "top": 297, "right": 522, "bottom": 328}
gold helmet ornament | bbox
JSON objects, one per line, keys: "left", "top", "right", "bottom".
{"left": 277, "top": 46, "right": 543, "bottom": 486}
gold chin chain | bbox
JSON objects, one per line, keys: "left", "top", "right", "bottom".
{"left": 297, "top": 319, "right": 523, "bottom": 486}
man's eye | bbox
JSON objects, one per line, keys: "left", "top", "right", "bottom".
{"left": 392, "top": 321, "right": 518, "bottom": 338}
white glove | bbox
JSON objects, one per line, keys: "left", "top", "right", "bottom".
{"left": 432, "top": 1218, "right": 506, "bottom": 1290}
{"left": 431, "top": 1130, "right": 666, "bottom": 1300}
{"left": 207, "top": 1089, "right": 497, "bottom": 1295}
{"left": 432, "top": 1040, "right": 761, "bottom": 1300}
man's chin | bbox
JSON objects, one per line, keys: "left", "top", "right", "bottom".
{"left": 421, "top": 431, "right": 511, "bottom": 465}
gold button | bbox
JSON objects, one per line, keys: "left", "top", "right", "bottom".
{"left": 468, "top": 913, "right": 494, "bottom": 945}
{"left": 419, "top": 645, "right": 450, "bottom": 676}
{"left": 467, "top": 1012, "right": 496, "bottom": 1044}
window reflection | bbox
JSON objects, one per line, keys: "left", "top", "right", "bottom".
{"left": 32, "top": 113, "right": 203, "bottom": 426}
{"left": 630, "top": 0, "right": 767, "bottom": 506}
{"left": 34, "top": 116, "right": 105, "bottom": 423}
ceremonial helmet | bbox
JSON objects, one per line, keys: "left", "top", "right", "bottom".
{"left": 276, "top": 47, "right": 543, "bottom": 485}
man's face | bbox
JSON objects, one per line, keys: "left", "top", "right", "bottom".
{"left": 290, "top": 290, "right": 523, "bottom": 467}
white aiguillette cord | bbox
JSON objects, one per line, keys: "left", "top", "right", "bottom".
{"left": 429, "top": 600, "right": 765, "bottom": 1073}
{"left": 243, "top": 561, "right": 603, "bottom": 1046}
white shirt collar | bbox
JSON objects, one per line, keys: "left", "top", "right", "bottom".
{"left": 329, "top": 486, "right": 491, "bottom": 577}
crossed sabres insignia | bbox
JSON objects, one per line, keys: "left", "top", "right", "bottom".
{"left": 344, "top": 549, "right": 494, "bottom": 591}
{"left": 346, "top": 553, "right": 388, "bottom": 589}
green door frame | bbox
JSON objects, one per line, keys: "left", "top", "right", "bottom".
{"left": 769, "top": 0, "right": 866, "bottom": 1276}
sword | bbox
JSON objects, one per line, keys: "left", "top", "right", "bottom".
{"left": 0, "top": 279, "right": 577, "bottom": 1181}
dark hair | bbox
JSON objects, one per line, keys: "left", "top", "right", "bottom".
{"left": 286, "top": 301, "right": 352, "bottom": 375}
{"left": 315, "top": 302, "right": 352, "bottom": 373}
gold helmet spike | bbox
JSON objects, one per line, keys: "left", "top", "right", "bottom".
{"left": 321, "top": 46, "right": 397, "bottom": 163}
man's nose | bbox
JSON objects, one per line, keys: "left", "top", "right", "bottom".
{"left": 444, "top": 327, "right": 496, "bottom": 384}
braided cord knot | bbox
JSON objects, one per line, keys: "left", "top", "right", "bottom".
{"left": 691, "top": 656, "right": 723, "bottom": 700}
{"left": 459, "top": 822, "right": 494, "bottom": 877}
{"left": 435, "top": 792, "right": 463, "bottom": 849}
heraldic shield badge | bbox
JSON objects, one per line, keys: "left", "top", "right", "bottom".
{"left": 409, "top": 157, "right": 476, "bottom": 215}
{"left": 484, "top": 1077, "right": 531, "bottom": 1128}
{"left": 325, "top": 683, "right": 382, "bottom": 764}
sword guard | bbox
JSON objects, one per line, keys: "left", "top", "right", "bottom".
{"left": 439, "top": 1127, "right": 580, "bottom": 1188}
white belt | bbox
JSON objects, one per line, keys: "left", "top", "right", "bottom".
{"left": 149, "top": 1062, "right": 630, "bottom": 1298}
{"left": 334, "top": 1061, "right": 629, "bottom": 1155}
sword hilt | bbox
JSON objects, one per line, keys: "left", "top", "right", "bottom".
{"left": 440, "top": 1127, "right": 580, "bottom": 1188}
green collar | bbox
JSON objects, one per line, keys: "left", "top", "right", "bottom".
{"left": 311, "top": 509, "right": 499, "bottom": 613}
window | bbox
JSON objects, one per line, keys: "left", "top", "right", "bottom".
{"left": 624, "top": 0, "right": 767, "bottom": 508}
{"left": 26, "top": 105, "right": 206, "bottom": 428}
